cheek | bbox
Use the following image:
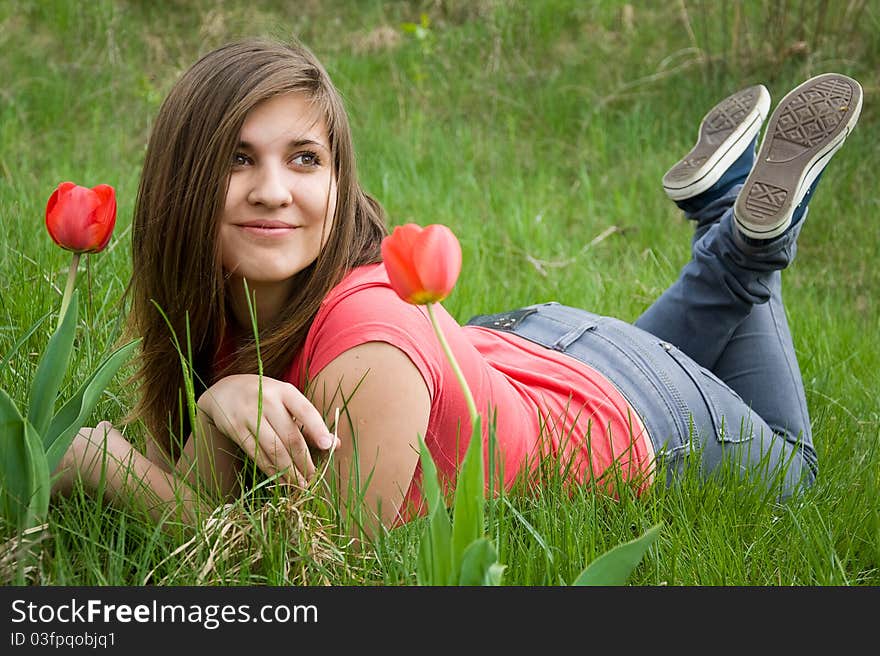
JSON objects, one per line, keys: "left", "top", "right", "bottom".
{"left": 223, "top": 175, "right": 241, "bottom": 207}
{"left": 218, "top": 180, "right": 245, "bottom": 269}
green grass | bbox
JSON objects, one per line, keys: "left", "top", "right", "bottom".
{"left": 1, "top": 0, "right": 878, "bottom": 585}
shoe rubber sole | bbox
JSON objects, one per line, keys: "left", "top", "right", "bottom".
{"left": 734, "top": 73, "right": 863, "bottom": 240}
{"left": 663, "top": 84, "right": 771, "bottom": 201}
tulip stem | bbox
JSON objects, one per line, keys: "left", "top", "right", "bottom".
{"left": 58, "top": 252, "right": 80, "bottom": 329}
{"left": 426, "top": 303, "right": 479, "bottom": 426}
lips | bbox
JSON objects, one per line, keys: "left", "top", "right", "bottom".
{"left": 237, "top": 220, "right": 296, "bottom": 229}
{"left": 235, "top": 220, "right": 300, "bottom": 239}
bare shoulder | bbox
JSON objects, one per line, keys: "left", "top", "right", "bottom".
{"left": 309, "top": 341, "right": 431, "bottom": 414}
{"left": 308, "top": 341, "right": 431, "bottom": 531}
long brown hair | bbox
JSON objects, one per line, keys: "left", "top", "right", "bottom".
{"left": 125, "top": 38, "right": 387, "bottom": 461}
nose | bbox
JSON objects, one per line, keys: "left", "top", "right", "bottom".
{"left": 247, "top": 163, "right": 293, "bottom": 208}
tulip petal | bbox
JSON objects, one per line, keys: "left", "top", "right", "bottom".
{"left": 382, "top": 223, "right": 427, "bottom": 304}
{"left": 412, "top": 224, "right": 462, "bottom": 303}
{"left": 44, "top": 182, "right": 76, "bottom": 221}
{"left": 89, "top": 184, "right": 117, "bottom": 252}
{"left": 44, "top": 182, "right": 79, "bottom": 249}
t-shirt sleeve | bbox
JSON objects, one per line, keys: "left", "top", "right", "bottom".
{"left": 298, "top": 285, "right": 443, "bottom": 401}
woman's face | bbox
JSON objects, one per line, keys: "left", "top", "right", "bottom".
{"left": 219, "top": 92, "right": 337, "bottom": 291}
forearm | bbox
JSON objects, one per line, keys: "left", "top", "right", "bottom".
{"left": 62, "top": 424, "right": 212, "bottom": 526}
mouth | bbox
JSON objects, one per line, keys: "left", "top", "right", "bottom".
{"left": 237, "top": 220, "right": 297, "bottom": 229}
{"left": 235, "top": 221, "right": 299, "bottom": 237}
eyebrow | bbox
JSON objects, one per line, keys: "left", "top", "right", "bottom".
{"left": 236, "top": 138, "right": 329, "bottom": 151}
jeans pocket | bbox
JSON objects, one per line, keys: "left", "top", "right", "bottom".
{"left": 697, "top": 369, "right": 755, "bottom": 444}
{"left": 661, "top": 342, "right": 753, "bottom": 444}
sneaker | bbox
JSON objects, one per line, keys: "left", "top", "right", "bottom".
{"left": 734, "top": 73, "right": 862, "bottom": 240}
{"left": 663, "top": 84, "right": 771, "bottom": 202}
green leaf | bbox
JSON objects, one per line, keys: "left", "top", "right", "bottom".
{"left": 416, "top": 433, "right": 452, "bottom": 586}
{"left": 0, "top": 390, "right": 29, "bottom": 526}
{"left": 416, "top": 433, "right": 444, "bottom": 516}
{"left": 0, "top": 390, "right": 48, "bottom": 528}
{"left": 43, "top": 338, "right": 139, "bottom": 472}
{"left": 22, "top": 419, "right": 50, "bottom": 529}
{"left": 418, "top": 507, "right": 453, "bottom": 586}
{"left": 485, "top": 560, "right": 506, "bottom": 586}
{"left": 28, "top": 291, "right": 78, "bottom": 438}
{"left": 571, "top": 523, "right": 662, "bottom": 586}
{"left": 451, "top": 417, "right": 484, "bottom": 577}
{"left": 458, "top": 537, "right": 505, "bottom": 586}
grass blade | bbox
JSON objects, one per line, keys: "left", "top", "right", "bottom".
{"left": 0, "top": 310, "right": 52, "bottom": 370}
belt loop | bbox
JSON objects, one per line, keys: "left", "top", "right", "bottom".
{"left": 551, "top": 322, "right": 597, "bottom": 351}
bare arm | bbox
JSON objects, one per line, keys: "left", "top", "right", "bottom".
{"left": 181, "top": 346, "right": 429, "bottom": 538}
{"left": 55, "top": 344, "right": 430, "bottom": 538}
{"left": 187, "top": 343, "right": 430, "bottom": 537}
{"left": 53, "top": 401, "right": 260, "bottom": 526}
{"left": 309, "top": 342, "right": 431, "bottom": 537}
{"left": 53, "top": 421, "right": 212, "bottom": 526}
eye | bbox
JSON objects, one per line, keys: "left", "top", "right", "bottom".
{"left": 291, "top": 151, "right": 321, "bottom": 168}
{"left": 231, "top": 152, "right": 252, "bottom": 168}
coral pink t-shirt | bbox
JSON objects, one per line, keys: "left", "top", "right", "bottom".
{"left": 286, "top": 264, "right": 652, "bottom": 523}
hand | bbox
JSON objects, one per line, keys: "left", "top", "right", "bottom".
{"left": 51, "top": 429, "right": 86, "bottom": 497}
{"left": 197, "top": 374, "right": 339, "bottom": 486}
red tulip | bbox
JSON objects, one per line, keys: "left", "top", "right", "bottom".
{"left": 384, "top": 223, "right": 479, "bottom": 453}
{"left": 45, "top": 182, "right": 117, "bottom": 254}
{"left": 382, "top": 223, "right": 462, "bottom": 305}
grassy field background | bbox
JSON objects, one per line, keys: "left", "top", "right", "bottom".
{"left": 1, "top": 0, "right": 878, "bottom": 585}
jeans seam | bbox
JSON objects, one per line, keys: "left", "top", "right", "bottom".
{"left": 768, "top": 298, "right": 816, "bottom": 471}
{"left": 588, "top": 329, "right": 688, "bottom": 455}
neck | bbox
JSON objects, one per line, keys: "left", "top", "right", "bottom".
{"left": 226, "top": 277, "right": 295, "bottom": 332}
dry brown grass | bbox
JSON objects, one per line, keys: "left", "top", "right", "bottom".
{"left": 142, "top": 488, "right": 372, "bottom": 586}
{"left": 0, "top": 523, "right": 50, "bottom": 585}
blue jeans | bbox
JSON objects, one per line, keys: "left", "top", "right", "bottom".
{"left": 467, "top": 186, "right": 816, "bottom": 499}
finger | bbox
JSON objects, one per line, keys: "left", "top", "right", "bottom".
{"left": 84, "top": 421, "right": 119, "bottom": 449}
{"left": 227, "top": 420, "right": 288, "bottom": 480}
{"left": 94, "top": 420, "right": 114, "bottom": 434}
{"left": 207, "top": 410, "right": 294, "bottom": 484}
{"left": 280, "top": 384, "right": 336, "bottom": 451}
{"left": 268, "top": 412, "right": 317, "bottom": 481}
{"left": 245, "top": 421, "right": 308, "bottom": 487}
{"left": 252, "top": 434, "right": 305, "bottom": 487}
{"left": 288, "top": 433, "right": 317, "bottom": 483}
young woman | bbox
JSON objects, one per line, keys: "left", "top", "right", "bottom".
{"left": 54, "top": 39, "right": 863, "bottom": 536}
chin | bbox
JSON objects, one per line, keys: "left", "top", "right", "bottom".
{"left": 227, "top": 262, "right": 314, "bottom": 285}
